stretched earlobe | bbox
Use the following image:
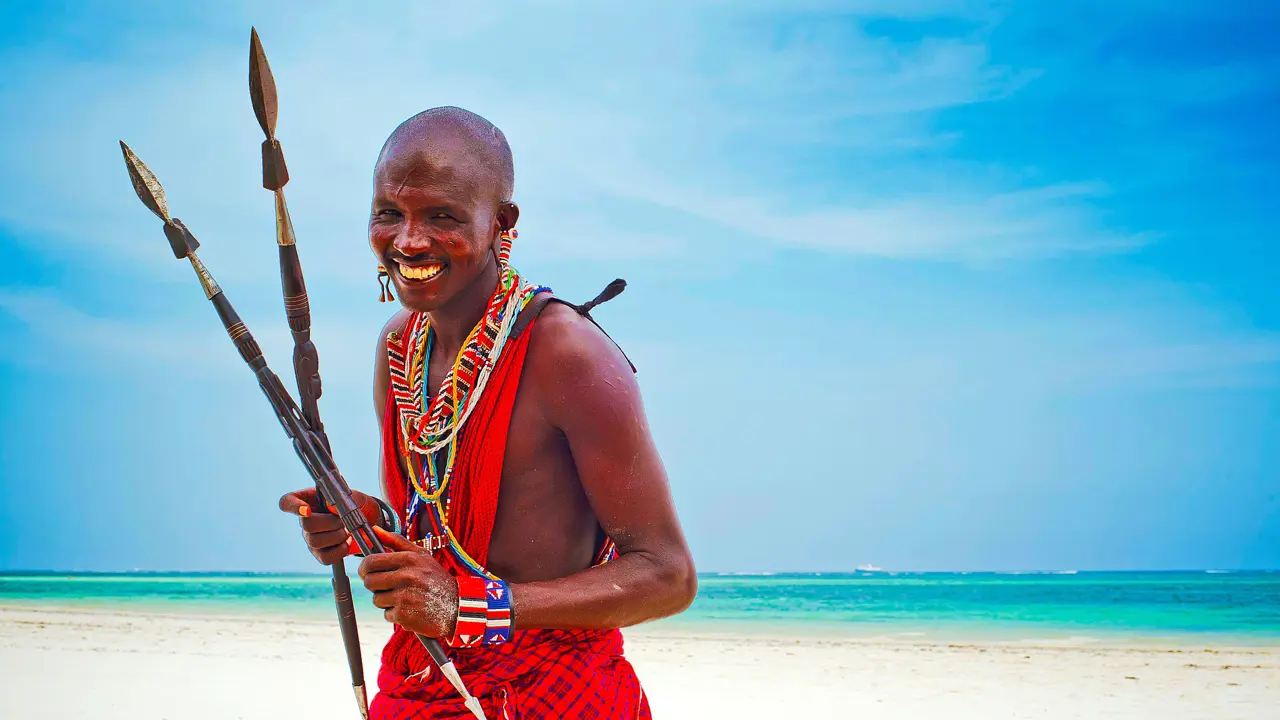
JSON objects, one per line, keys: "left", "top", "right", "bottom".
{"left": 377, "top": 265, "right": 395, "bottom": 302}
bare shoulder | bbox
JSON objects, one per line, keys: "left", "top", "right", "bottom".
{"left": 377, "top": 308, "right": 416, "bottom": 353}
{"left": 373, "top": 308, "right": 416, "bottom": 416}
{"left": 523, "top": 300, "right": 640, "bottom": 429}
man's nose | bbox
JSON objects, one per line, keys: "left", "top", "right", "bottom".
{"left": 393, "top": 219, "right": 436, "bottom": 255}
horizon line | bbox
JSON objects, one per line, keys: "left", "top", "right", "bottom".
{"left": 1, "top": 568, "right": 1277, "bottom": 577}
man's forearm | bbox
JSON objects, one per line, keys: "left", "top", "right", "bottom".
{"left": 509, "top": 549, "right": 697, "bottom": 631}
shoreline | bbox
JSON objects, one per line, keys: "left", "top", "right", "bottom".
{"left": 4, "top": 567, "right": 1276, "bottom": 572}
{"left": 5, "top": 601, "right": 1279, "bottom": 651}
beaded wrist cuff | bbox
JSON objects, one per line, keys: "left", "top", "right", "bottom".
{"left": 449, "top": 576, "right": 489, "bottom": 648}
{"left": 448, "top": 575, "right": 512, "bottom": 648}
{"left": 483, "top": 578, "right": 513, "bottom": 645}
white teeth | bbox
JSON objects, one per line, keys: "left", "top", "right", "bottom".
{"left": 398, "top": 263, "right": 443, "bottom": 280}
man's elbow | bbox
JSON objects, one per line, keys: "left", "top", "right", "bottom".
{"left": 658, "top": 551, "right": 698, "bottom": 616}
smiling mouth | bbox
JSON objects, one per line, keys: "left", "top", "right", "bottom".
{"left": 396, "top": 261, "right": 445, "bottom": 281}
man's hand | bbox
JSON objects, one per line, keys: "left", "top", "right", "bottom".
{"left": 278, "top": 487, "right": 382, "bottom": 566}
{"left": 358, "top": 526, "right": 460, "bottom": 638}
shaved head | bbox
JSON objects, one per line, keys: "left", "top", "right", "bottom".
{"left": 368, "top": 106, "right": 521, "bottom": 314}
{"left": 376, "top": 106, "right": 514, "bottom": 202}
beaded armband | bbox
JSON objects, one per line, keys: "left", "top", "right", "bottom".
{"left": 448, "top": 576, "right": 513, "bottom": 648}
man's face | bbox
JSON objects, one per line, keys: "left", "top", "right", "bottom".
{"left": 369, "top": 145, "right": 498, "bottom": 313}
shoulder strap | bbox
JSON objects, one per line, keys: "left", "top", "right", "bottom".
{"left": 510, "top": 291, "right": 555, "bottom": 340}
{"left": 509, "top": 279, "right": 637, "bottom": 373}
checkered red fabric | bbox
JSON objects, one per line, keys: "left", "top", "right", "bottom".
{"left": 370, "top": 626, "right": 651, "bottom": 719}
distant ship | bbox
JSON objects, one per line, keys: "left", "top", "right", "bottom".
{"left": 856, "top": 564, "right": 884, "bottom": 572}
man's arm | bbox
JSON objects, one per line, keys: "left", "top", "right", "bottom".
{"left": 508, "top": 304, "right": 698, "bottom": 630}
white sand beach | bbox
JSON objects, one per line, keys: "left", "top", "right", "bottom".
{"left": 2, "top": 604, "right": 1277, "bottom": 719}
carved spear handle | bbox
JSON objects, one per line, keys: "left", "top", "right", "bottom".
{"left": 246, "top": 28, "right": 380, "bottom": 718}
{"left": 250, "top": 28, "right": 328, "bottom": 450}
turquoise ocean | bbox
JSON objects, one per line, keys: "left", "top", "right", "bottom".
{"left": 3, "top": 571, "right": 1278, "bottom": 644}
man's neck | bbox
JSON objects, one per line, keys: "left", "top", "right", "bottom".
{"left": 426, "top": 258, "right": 501, "bottom": 357}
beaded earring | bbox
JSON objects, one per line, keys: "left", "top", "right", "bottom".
{"left": 377, "top": 265, "right": 395, "bottom": 302}
{"left": 497, "top": 228, "right": 517, "bottom": 268}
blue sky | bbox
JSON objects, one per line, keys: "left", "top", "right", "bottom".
{"left": 1, "top": 1, "right": 1277, "bottom": 573}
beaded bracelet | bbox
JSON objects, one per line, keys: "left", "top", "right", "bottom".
{"left": 448, "top": 575, "right": 512, "bottom": 648}
{"left": 483, "top": 578, "right": 513, "bottom": 645}
{"left": 449, "top": 576, "right": 489, "bottom": 648}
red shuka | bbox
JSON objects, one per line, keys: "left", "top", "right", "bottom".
{"left": 371, "top": 310, "right": 652, "bottom": 720}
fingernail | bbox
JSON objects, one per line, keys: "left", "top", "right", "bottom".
{"left": 298, "top": 506, "right": 311, "bottom": 518}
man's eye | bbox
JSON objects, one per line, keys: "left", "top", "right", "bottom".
{"left": 376, "top": 209, "right": 402, "bottom": 218}
{"left": 432, "top": 213, "right": 456, "bottom": 221}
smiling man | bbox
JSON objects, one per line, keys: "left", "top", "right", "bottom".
{"left": 278, "top": 107, "right": 697, "bottom": 719}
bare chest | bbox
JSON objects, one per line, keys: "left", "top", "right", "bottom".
{"left": 414, "top": 357, "right": 599, "bottom": 581}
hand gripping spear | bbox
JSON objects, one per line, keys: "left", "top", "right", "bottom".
{"left": 118, "top": 142, "right": 489, "bottom": 720}
{"left": 245, "top": 28, "right": 371, "bottom": 719}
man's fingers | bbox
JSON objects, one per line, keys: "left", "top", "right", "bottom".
{"left": 281, "top": 487, "right": 354, "bottom": 567}
{"left": 361, "top": 569, "right": 405, "bottom": 592}
{"left": 314, "top": 546, "right": 350, "bottom": 566}
{"left": 300, "top": 515, "right": 345, "bottom": 534}
{"left": 370, "top": 588, "right": 398, "bottom": 609}
{"left": 279, "top": 487, "right": 322, "bottom": 516}
{"left": 358, "top": 551, "right": 413, "bottom": 578}
{"left": 305, "top": 529, "right": 349, "bottom": 551}
{"left": 278, "top": 492, "right": 307, "bottom": 516}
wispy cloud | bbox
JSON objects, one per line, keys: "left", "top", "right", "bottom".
{"left": 0, "top": 0, "right": 1147, "bottom": 274}
{"left": 0, "top": 288, "right": 378, "bottom": 389}
{"left": 0, "top": 288, "right": 230, "bottom": 374}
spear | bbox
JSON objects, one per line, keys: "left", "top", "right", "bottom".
{"left": 119, "top": 142, "right": 489, "bottom": 720}
{"left": 246, "top": 27, "right": 370, "bottom": 719}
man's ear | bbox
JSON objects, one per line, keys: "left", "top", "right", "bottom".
{"left": 497, "top": 201, "right": 520, "bottom": 232}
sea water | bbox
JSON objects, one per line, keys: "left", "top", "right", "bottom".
{"left": 2, "top": 571, "right": 1277, "bottom": 644}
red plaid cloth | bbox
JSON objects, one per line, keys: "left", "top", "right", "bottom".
{"left": 370, "top": 626, "right": 652, "bottom": 719}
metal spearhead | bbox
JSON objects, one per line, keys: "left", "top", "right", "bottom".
{"left": 119, "top": 141, "right": 201, "bottom": 260}
{"left": 250, "top": 27, "right": 289, "bottom": 190}
{"left": 248, "top": 27, "right": 279, "bottom": 139}
{"left": 436, "top": 661, "right": 488, "bottom": 720}
{"left": 120, "top": 140, "right": 170, "bottom": 223}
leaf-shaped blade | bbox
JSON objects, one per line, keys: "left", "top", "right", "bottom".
{"left": 120, "top": 141, "right": 170, "bottom": 222}
{"left": 249, "top": 27, "right": 279, "bottom": 138}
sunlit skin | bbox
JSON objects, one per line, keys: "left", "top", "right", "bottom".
{"left": 279, "top": 108, "right": 697, "bottom": 639}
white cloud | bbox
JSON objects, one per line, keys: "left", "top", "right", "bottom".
{"left": 0, "top": 0, "right": 1144, "bottom": 275}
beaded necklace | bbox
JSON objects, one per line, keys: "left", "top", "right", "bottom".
{"left": 400, "top": 264, "right": 533, "bottom": 456}
{"left": 385, "top": 247, "right": 628, "bottom": 580}
{"left": 387, "top": 252, "right": 545, "bottom": 577}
